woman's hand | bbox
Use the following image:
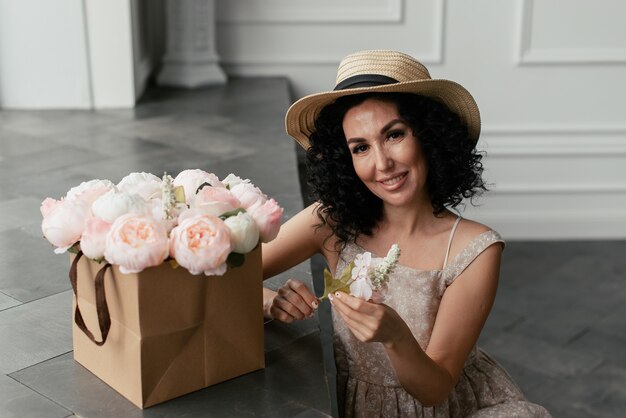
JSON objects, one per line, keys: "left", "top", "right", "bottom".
{"left": 264, "top": 279, "right": 319, "bottom": 323}
{"left": 330, "top": 291, "right": 410, "bottom": 348}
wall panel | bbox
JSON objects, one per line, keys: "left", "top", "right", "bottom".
{"left": 215, "top": 0, "right": 626, "bottom": 239}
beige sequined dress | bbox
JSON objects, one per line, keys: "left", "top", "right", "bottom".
{"left": 333, "top": 230, "right": 552, "bottom": 417}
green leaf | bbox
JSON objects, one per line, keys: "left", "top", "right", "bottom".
{"left": 68, "top": 243, "right": 80, "bottom": 254}
{"left": 226, "top": 252, "right": 245, "bottom": 268}
{"left": 173, "top": 186, "right": 186, "bottom": 204}
{"left": 219, "top": 208, "right": 246, "bottom": 220}
{"left": 319, "top": 261, "right": 354, "bottom": 300}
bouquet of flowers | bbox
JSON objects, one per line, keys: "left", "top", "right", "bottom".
{"left": 320, "top": 244, "right": 400, "bottom": 303}
{"left": 40, "top": 169, "right": 283, "bottom": 275}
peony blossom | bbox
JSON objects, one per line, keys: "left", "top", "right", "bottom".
{"left": 221, "top": 173, "right": 250, "bottom": 189}
{"left": 194, "top": 186, "right": 240, "bottom": 209}
{"left": 248, "top": 198, "right": 283, "bottom": 242}
{"left": 179, "top": 203, "right": 234, "bottom": 222}
{"left": 65, "top": 179, "right": 114, "bottom": 205}
{"left": 173, "top": 169, "right": 223, "bottom": 205}
{"left": 148, "top": 198, "right": 186, "bottom": 232}
{"left": 91, "top": 190, "right": 148, "bottom": 224}
{"left": 117, "top": 172, "right": 162, "bottom": 200}
{"left": 40, "top": 197, "right": 62, "bottom": 219}
{"left": 229, "top": 182, "right": 267, "bottom": 212}
{"left": 41, "top": 170, "right": 283, "bottom": 276}
{"left": 223, "top": 212, "right": 259, "bottom": 253}
{"left": 80, "top": 216, "right": 111, "bottom": 259}
{"left": 41, "top": 197, "right": 90, "bottom": 253}
{"left": 104, "top": 214, "right": 169, "bottom": 273}
{"left": 169, "top": 214, "right": 232, "bottom": 276}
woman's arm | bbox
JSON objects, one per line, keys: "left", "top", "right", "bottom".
{"left": 331, "top": 242, "right": 502, "bottom": 406}
{"left": 262, "top": 203, "right": 331, "bottom": 322}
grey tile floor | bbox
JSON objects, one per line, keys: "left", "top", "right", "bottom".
{"left": 1, "top": 77, "right": 625, "bottom": 417}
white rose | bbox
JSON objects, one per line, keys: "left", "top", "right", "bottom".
{"left": 221, "top": 173, "right": 250, "bottom": 189}
{"left": 223, "top": 212, "right": 259, "bottom": 253}
{"left": 91, "top": 190, "right": 149, "bottom": 223}
{"left": 117, "top": 172, "right": 162, "bottom": 200}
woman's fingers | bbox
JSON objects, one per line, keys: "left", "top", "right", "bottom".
{"left": 331, "top": 292, "right": 389, "bottom": 342}
{"left": 272, "top": 279, "right": 318, "bottom": 323}
{"left": 287, "top": 279, "right": 319, "bottom": 310}
{"left": 331, "top": 292, "right": 378, "bottom": 342}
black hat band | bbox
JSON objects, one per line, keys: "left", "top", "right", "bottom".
{"left": 334, "top": 74, "right": 399, "bottom": 91}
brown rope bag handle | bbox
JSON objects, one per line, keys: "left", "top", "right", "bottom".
{"left": 69, "top": 251, "right": 112, "bottom": 346}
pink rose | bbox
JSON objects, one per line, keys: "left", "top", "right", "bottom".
{"left": 173, "top": 169, "right": 223, "bottom": 205}
{"left": 229, "top": 183, "right": 267, "bottom": 212}
{"left": 80, "top": 216, "right": 111, "bottom": 259}
{"left": 104, "top": 214, "right": 169, "bottom": 273}
{"left": 169, "top": 214, "right": 232, "bottom": 276}
{"left": 248, "top": 198, "right": 283, "bottom": 242}
{"left": 41, "top": 197, "right": 90, "bottom": 253}
{"left": 194, "top": 186, "right": 240, "bottom": 209}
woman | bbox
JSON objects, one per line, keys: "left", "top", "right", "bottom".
{"left": 262, "top": 50, "right": 551, "bottom": 417}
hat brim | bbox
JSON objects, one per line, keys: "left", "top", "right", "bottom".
{"left": 285, "top": 79, "right": 481, "bottom": 149}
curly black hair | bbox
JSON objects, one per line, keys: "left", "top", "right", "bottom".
{"left": 305, "top": 92, "right": 487, "bottom": 250}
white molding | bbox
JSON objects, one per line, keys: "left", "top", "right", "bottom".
{"left": 218, "top": 0, "right": 444, "bottom": 65}
{"left": 217, "top": 0, "right": 403, "bottom": 23}
{"left": 465, "top": 208, "right": 626, "bottom": 240}
{"left": 483, "top": 124, "right": 626, "bottom": 135}
{"left": 517, "top": 0, "right": 626, "bottom": 65}
{"left": 492, "top": 183, "right": 626, "bottom": 195}
{"left": 479, "top": 128, "right": 626, "bottom": 157}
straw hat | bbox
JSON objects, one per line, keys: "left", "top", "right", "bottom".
{"left": 285, "top": 50, "right": 481, "bottom": 149}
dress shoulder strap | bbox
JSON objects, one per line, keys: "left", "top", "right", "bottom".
{"left": 442, "top": 230, "right": 505, "bottom": 286}
{"left": 442, "top": 216, "right": 462, "bottom": 269}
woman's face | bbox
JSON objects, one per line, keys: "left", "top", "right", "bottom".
{"left": 342, "top": 98, "right": 429, "bottom": 208}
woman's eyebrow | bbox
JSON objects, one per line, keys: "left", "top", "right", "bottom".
{"left": 346, "top": 137, "right": 366, "bottom": 145}
{"left": 380, "top": 119, "right": 404, "bottom": 134}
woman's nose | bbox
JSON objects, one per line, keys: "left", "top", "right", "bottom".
{"left": 374, "top": 147, "right": 393, "bottom": 171}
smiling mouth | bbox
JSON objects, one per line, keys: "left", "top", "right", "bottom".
{"left": 379, "top": 172, "right": 407, "bottom": 186}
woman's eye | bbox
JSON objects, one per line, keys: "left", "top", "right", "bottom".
{"left": 387, "top": 130, "right": 404, "bottom": 140}
{"left": 351, "top": 144, "right": 368, "bottom": 154}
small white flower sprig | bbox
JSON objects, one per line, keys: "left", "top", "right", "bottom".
{"left": 371, "top": 244, "right": 400, "bottom": 289}
{"left": 161, "top": 172, "right": 186, "bottom": 220}
{"left": 320, "top": 244, "right": 401, "bottom": 303}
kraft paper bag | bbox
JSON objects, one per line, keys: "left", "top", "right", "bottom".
{"left": 69, "top": 246, "right": 264, "bottom": 409}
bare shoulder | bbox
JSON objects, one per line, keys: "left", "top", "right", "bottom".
{"left": 447, "top": 218, "right": 501, "bottom": 261}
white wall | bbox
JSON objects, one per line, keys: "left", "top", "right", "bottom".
{"left": 216, "top": 0, "right": 626, "bottom": 240}
{"left": 0, "top": 0, "right": 91, "bottom": 108}
{"left": 0, "top": 0, "right": 161, "bottom": 109}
